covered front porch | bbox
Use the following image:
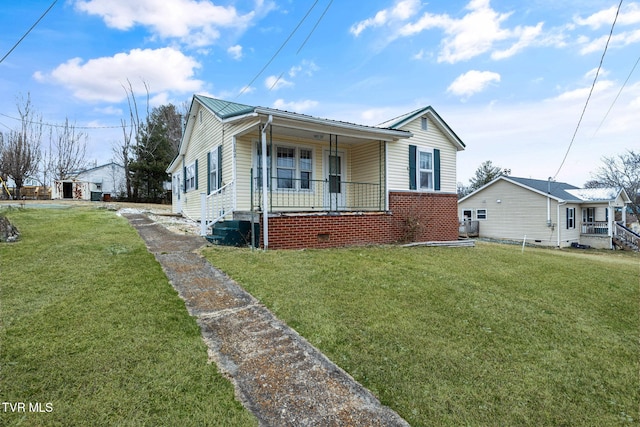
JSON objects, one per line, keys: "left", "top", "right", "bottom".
{"left": 200, "top": 111, "right": 409, "bottom": 241}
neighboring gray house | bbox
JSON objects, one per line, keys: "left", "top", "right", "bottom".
{"left": 458, "top": 176, "right": 634, "bottom": 250}
{"left": 52, "top": 162, "right": 125, "bottom": 201}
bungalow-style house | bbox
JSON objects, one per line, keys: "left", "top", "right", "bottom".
{"left": 52, "top": 162, "right": 125, "bottom": 201}
{"left": 166, "top": 95, "right": 465, "bottom": 249}
{"left": 458, "top": 176, "right": 636, "bottom": 250}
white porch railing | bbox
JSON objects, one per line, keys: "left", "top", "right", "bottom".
{"left": 581, "top": 221, "right": 609, "bottom": 235}
{"left": 200, "top": 180, "right": 235, "bottom": 236}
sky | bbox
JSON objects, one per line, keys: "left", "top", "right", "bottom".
{"left": 1, "top": 0, "right": 639, "bottom": 187}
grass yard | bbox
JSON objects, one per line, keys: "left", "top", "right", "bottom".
{"left": 0, "top": 207, "right": 256, "bottom": 426}
{"left": 203, "top": 242, "right": 639, "bottom": 426}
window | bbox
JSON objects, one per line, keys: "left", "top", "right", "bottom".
{"left": 256, "top": 144, "right": 271, "bottom": 188}
{"left": 582, "top": 207, "right": 595, "bottom": 223}
{"left": 462, "top": 210, "right": 473, "bottom": 220}
{"left": 185, "top": 163, "right": 196, "bottom": 191}
{"left": 419, "top": 149, "right": 433, "bottom": 190}
{"left": 409, "top": 145, "right": 440, "bottom": 191}
{"left": 421, "top": 117, "right": 428, "bottom": 130}
{"left": 277, "top": 147, "right": 295, "bottom": 189}
{"left": 256, "top": 144, "right": 313, "bottom": 191}
{"left": 476, "top": 209, "right": 487, "bottom": 220}
{"left": 566, "top": 207, "right": 575, "bottom": 229}
{"left": 300, "top": 149, "right": 312, "bottom": 190}
{"left": 208, "top": 148, "right": 219, "bottom": 193}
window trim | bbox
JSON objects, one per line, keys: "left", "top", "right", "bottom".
{"left": 417, "top": 148, "right": 434, "bottom": 191}
{"left": 255, "top": 142, "right": 314, "bottom": 192}
{"left": 476, "top": 209, "right": 487, "bottom": 220}
{"left": 566, "top": 207, "right": 576, "bottom": 229}
{"left": 185, "top": 162, "right": 196, "bottom": 192}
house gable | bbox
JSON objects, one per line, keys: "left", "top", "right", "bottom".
{"left": 384, "top": 106, "right": 464, "bottom": 194}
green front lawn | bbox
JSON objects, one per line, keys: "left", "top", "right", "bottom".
{"left": 1, "top": 207, "right": 256, "bottom": 426}
{"left": 203, "top": 243, "right": 639, "bottom": 426}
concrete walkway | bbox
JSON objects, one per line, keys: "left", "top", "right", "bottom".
{"left": 124, "top": 213, "right": 409, "bottom": 427}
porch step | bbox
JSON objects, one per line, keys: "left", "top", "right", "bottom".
{"left": 206, "top": 220, "right": 257, "bottom": 247}
{"left": 612, "top": 236, "right": 639, "bottom": 252}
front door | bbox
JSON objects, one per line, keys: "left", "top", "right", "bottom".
{"left": 324, "top": 150, "right": 345, "bottom": 210}
{"left": 173, "top": 174, "right": 182, "bottom": 214}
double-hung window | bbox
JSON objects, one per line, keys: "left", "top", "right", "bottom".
{"left": 256, "top": 144, "right": 313, "bottom": 191}
{"left": 276, "top": 147, "right": 296, "bottom": 189}
{"left": 566, "top": 207, "right": 576, "bottom": 229}
{"left": 418, "top": 149, "right": 434, "bottom": 190}
{"left": 185, "top": 163, "right": 196, "bottom": 191}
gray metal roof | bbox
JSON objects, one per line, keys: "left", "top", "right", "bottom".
{"left": 506, "top": 177, "right": 582, "bottom": 201}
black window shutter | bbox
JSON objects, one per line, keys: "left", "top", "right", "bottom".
{"left": 195, "top": 159, "right": 199, "bottom": 190}
{"left": 217, "top": 145, "right": 223, "bottom": 188}
{"left": 206, "top": 152, "right": 211, "bottom": 194}
{"left": 183, "top": 166, "right": 186, "bottom": 193}
{"left": 409, "top": 145, "right": 416, "bottom": 190}
{"left": 434, "top": 148, "right": 441, "bottom": 191}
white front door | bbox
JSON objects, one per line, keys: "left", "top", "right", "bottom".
{"left": 324, "top": 150, "right": 346, "bottom": 210}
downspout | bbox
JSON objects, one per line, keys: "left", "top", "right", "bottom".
{"left": 261, "top": 115, "right": 273, "bottom": 250}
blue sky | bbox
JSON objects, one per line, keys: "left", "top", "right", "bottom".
{"left": 1, "top": 0, "right": 638, "bottom": 187}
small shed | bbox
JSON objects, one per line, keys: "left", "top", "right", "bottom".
{"left": 52, "top": 162, "right": 125, "bottom": 201}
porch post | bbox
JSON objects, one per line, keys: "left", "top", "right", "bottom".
{"left": 200, "top": 192, "right": 207, "bottom": 236}
{"left": 261, "top": 115, "right": 272, "bottom": 250}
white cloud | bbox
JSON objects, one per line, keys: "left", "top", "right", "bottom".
{"left": 578, "top": 28, "right": 640, "bottom": 55}
{"left": 356, "top": 0, "right": 548, "bottom": 63}
{"left": 73, "top": 0, "right": 273, "bottom": 47}
{"left": 447, "top": 70, "right": 501, "bottom": 98}
{"left": 574, "top": 2, "right": 640, "bottom": 30}
{"left": 227, "top": 45, "right": 243, "bottom": 60}
{"left": 288, "top": 60, "right": 318, "bottom": 78}
{"left": 350, "top": 0, "right": 421, "bottom": 36}
{"left": 36, "top": 47, "right": 203, "bottom": 102}
{"left": 272, "top": 99, "right": 318, "bottom": 112}
{"left": 265, "top": 74, "right": 294, "bottom": 91}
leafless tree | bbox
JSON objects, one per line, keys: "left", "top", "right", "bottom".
{"left": 49, "top": 118, "right": 88, "bottom": 180}
{"left": 590, "top": 150, "right": 640, "bottom": 219}
{"left": 1, "top": 94, "right": 42, "bottom": 199}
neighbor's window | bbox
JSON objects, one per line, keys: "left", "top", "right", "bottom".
{"left": 566, "top": 207, "right": 576, "bottom": 229}
{"left": 476, "top": 209, "right": 487, "bottom": 220}
{"left": 418, "top": 149, "right": 433, "bottom": 190}
{"left": 463, "top": 209, "right": 473, "bottom": 220}
{"left": 421, "top": 117, "right": 428, "bottom": 130}
{"left": 185, "top": 163, "right": 196, "bottom": 191}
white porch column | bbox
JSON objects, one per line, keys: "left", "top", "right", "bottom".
{"left": 200, "top": 192, "right": 207, "bottom": 236}
{"left": 261, "top": 115, "right": 273, "bottom": 250}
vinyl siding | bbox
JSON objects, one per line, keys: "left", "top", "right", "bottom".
{"left": 388, "top": 116, "right": 457, "bottom": 193}
{"left": 458, "top": 179, "right": 582, "bottom": 247}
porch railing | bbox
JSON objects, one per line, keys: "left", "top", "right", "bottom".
{"left": 251, "top": 176, "right": 383, "bottom": 212}
{"left": 200, "top": 180, "right": 235, "bottom": 236}
{"left": 581, "top": 221, "right": 609, "bottom": 235}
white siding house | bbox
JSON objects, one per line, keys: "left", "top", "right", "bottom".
{"left": 458, "top": 176, "right": 632, "bottom": 249}
{"left": 167, "top": 95, "right": 465, "bottom": 249}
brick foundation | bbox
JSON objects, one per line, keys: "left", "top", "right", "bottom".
{"left": 258, "top": 192, "right": 459, "bottom": 249}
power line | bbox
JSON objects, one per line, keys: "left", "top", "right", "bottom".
{"left": 235, "top": 0, "right": 321, "bottom": 98}
{"left": 296, "top": 0, "right": 334, "bottom": 54}
{"left": 0, "top": 113, "right": 131, "bottom": 130}
{"left": 553, "top": 0, "right": 624, "bottom": 179}
{"left": 593, "top": 54, "right": 640, "bottom": 136}
{"left": 0, "top": 0, "right": 59, "bottom": 64}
